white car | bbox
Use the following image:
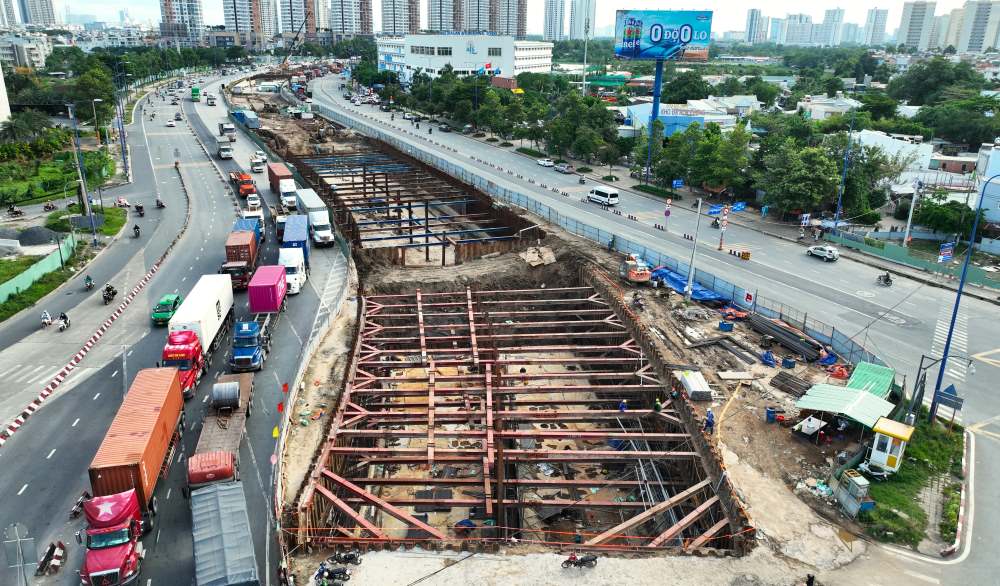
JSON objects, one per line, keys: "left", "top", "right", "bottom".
{"left": 806, "top": 245, "right": 840, "bottom": 262}
{"left": 165, "top": 120, "right": 176, "bottom": 127}
{"left": 537, "top": 158, "right": 555, "bottom": 167}
{"left": 402, "top": 112, "right": 413, "bottom": 120}
{"left": 246, "top": 194, "right": 261, "bottom": 209}
{"left": 253, "top": 150, "right": 266, "bottom": 160}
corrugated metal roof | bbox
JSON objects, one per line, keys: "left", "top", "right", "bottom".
{"left": 191, "top": 482, "right": 259, "bottom": 586}
{"left": 846, "top": 362, "right": 895, "bottom": 399}
{"left": 873, "top": 417, "right": 914, "bottom": 441}
{"left": 795, "top": 384, "right": 894, "bottom": 429}
{"left": 91, "top": 368, "right": 181, "bottom": 469}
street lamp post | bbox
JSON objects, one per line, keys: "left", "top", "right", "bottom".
{"left": 928, "top": 173, "right": 996, "bottom": 422}
{"left": 684, "top": 198, "right": 704, "bottom": 301}
{"left": 90, "top": 98, "right": 103, "bottom": 146}
{"left": 66, "top": 104, "right": 99, "bottom": 247}
{"left": 50, "top": 237, "right": 64, "bottom": 270}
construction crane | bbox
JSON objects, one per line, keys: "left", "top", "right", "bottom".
{"left": 280, "top": 7, "right": 312, "bottom": 70}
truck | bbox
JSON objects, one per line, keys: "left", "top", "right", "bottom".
{"left": 164, "top": 275, "right": 235, "bottom": 399}
{"left": 78, "top": 368, "right": 184, "bottom": 586}
{"left": 233, "top": 217, "right": 264, "bottom": 246}
{"left": 217, "top": 137, "right": 233, "bottom": 160}
{"left": 267, "top": 162, "right": 293, "bottom": 194}
{"left": 295, "top": 188, "right": 335, "bottom": 247}
{"left": 191, "top": 483, "right": 260, "bottom": 586}
{"left": 206, "top": 94, "right": 217, "bottom": 106}
{"left": 278, "top": 247, "right": 307, "bottom": 294}
{"left": 218, "top": 122, "right": 237, "bottom": 142}
{"left": 271, "top": 207, "right": 287, "bottom": 240}
{"left": 230, "top": 266, "right": 287, "bottom": 372}
{"left": 219, "top": 231, "right": 259, "bottom": 290}
{"left": 229, "top": 171, "right": 257, "bottom": 198}
{"left": 186, "top": 374, "right": 254, "bottom": 493}
{"left": 250, "top": 154, "right": 266, "bottom": 173}
{"left": 282, "top": 214, "right": 310, "bottom": 268}
{"left": 278, "top": 179, "right": 297, "bottom": 210}
{"left": 192, "top": 86, "right": 201, "bottom": 102}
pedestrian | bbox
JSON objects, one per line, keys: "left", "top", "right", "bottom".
{"left": 654, "top": 398, "right": 663, "bottom": 413}
{"left": 813, "top": 229, "right": 819, "bottom": 242}
{"left": 618, "top": 399, "right": 628, "bottom": 413}
{"left": 704, "top": 408, "right": 715, "bottom": 434}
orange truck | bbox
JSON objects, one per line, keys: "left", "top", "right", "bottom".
{"left": 229, "top": 171, "right": 257, "bottom": 198}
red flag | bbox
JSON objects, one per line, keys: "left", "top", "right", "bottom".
{"left": 282, "top": 382, "right": 289, "bottom": 393}
{"left": 277, "top": 402, "right": 284, "bottom": 413}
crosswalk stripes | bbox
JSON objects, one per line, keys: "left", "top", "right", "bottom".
{"left": 923, "top": 306, "right": 970, "bottom": 422}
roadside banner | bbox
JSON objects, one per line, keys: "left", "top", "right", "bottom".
{"left": 938, "top": 242, "right": 955, "bottom": 263}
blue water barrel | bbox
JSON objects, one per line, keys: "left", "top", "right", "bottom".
{"left": 766, "top": 406, "right": 776, "bottom": 423}
{"left": 718, "top": 321, "right": 734, "bottom": 332}
{"left": 781, "top": 357, "right": 796, "bottom": 369}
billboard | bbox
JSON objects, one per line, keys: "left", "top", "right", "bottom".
{"left": 615, "top": 10, "right": 713, "bottom": 60}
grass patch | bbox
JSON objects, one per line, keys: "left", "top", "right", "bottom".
{"left": 516, "top": 147, "right": 545, "bottom": 158}
{"left": 0, "top": 243, "right": 87, "bottom": 323}
{"left": 939, "top": 482, "right": 962, "bottom": 543}
{"left": 0, "top": 255, "right": 43, "bottom": 285}
{"left": 46, "top": 206, "right": 126, "bottom": 237}
{"left": 45, "top": 210, "right": 73, "bottom": 232}
{"left": 907, "top": 239, "right": 995, "bottom": 265}
{"left": 499, "top": 141, "right": 513, "bottom": 147}
{"left": 577, "top": 166, "right": 593, "bottom": 173}
{"left": 858, "top": 410, "right": 965, "bottom": 547}
{"left": 633, "top": 183, "right": 682, "bottom": 200}
{"left": 485, "top": 137, "right": 499, "bottom": 142}
{"left": 473, "top": 132, "right": 486, "bottom": 138}
{"left": 602, "top": 174, "right": 620, "bottom": 181}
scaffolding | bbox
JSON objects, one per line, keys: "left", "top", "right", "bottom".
{"left": 295, "top": 285, "right": 740, "bottom": 553}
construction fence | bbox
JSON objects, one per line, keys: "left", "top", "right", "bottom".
{"left": 0, "top": 233, "right": 77, "bottom": 304}
{"left": 304, "top": 98, "right": 883, "bottom": 366}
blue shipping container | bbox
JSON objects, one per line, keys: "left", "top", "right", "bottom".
{"left": 233, "top": 218, "right": 263, "bottom": 246}
{"left": 281, "top": 215, "right": 310, "bottom": 266}
{"left": 244, "top": 111, "right": 261, "bottom": 129}
{"left": 231, "top": 110, "right": 247, "bottom": 123}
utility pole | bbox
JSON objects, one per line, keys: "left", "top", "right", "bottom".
{"left": 717, "top": 205, "right": 729, "bottom": 251}
{"left": 67, "top": 104, "right": 99, "bottom": 246}
{"left": 902, "top": 181, "right": 921, "bottom": 247}
{"left": 685, "top": 198, "right": 703, "bottom": 301}
{"left": 832, "top": 112, "right": 855, "bottom": 234}
{"left": 581, "top": 18, "right": 590, "bottom": 96}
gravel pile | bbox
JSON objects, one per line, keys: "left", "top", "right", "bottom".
{"left": 0, "top": 227, "right": 19, "bottom": 240}
{"left": 17, "top": 226, "right": 60, "bottom": 246}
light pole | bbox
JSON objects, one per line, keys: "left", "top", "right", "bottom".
{"left": 684, "top": 198, "right": 704, "bottom": 301}
{"left": 928, "top": 172, "right": 996, "bottom": 422}
{"left": 832, "top": 111, "right": 855, "bottom": 234}
{"left": 66, "top": 104, "right": 99, "bottom": 247}
{"left": 717, "top": 205, "right": 729, "bottom": 251}
{"left": 90, "top": 98, "right": 104, "bottom": 146}
{"left": 50, "top": 236, "right": 64, "bottom": 269}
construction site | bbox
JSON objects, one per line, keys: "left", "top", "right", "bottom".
{"left": 226, "top": 77, "right": 892, "bottom": 584}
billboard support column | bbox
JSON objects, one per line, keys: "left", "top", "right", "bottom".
{"left": 644, "top": 58, "right": 665, "bottom": 184}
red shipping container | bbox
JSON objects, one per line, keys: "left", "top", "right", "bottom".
{"left": 225, "top": 231, "right": 258, "bottom": 264}
{"left": 267, "top": 162, "right": 293, "bottom": 194}
{"left": 248, "top": 265, "right": 287, "bottom": 313}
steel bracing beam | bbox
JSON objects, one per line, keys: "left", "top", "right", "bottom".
{"left": 647, "top": 495, "right": 721, "bottom": 547}
{"left": 321, "top": 470, "right": 447, "bottom": 540}
{"left": 684, "top": 518, "right": 730, "bottom": 551}
{"left": 584, "top": 479, "right": 711, "bottom": 546}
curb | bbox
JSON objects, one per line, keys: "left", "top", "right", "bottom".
{"left": 941, "top": 429, "right": 970, "bottom": 557}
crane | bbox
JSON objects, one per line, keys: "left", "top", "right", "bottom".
{"left": 280, "top": 7, "right": 312, "bottom": 70}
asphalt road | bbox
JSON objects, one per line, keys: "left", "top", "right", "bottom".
{"left": 0, "top": 74, "right": 345, "bottom": 586}
{"left": 312, "top": 76, "right": 1000, "bottom": 584}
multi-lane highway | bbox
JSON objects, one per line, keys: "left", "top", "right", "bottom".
{"left": 310, "top": 75, "right": 1000, "bottom": 584}
{"left": 0, "top": 73, "right": 346, "bottom": 586}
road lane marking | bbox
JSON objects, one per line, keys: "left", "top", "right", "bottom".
{"left": 166, "top": 488, "right": 172, "bottom": 500}
{"left": 111, "top": 370, "right": 119, "bottom": 378}
{"left": 127, "top": 350, "right": 133, "bottom": 357}
{"left": 17, "top": 483, "right": 27, "bottom": 495}
{"left": 72, "top": 418, "right": 79, "bottom": 427}
{"left": 903, "top": 570, "right": 940, "bottom": 584}
{"left": 155, "top": 529, "right": 161, "bottom": 544}
{"left": 46, "top": 449, "right": 56, "bottom": 459}
{"left": 93, "top": 392, "right": 101, "bottom": 400}
{"left": 203, "top": 394, "right": 209, "bottom": 403}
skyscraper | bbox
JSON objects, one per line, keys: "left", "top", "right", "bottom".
{"left": 784, "top": 14, "right": 814, "bottom": 46}
{"left": 0, "top": 0, "right": 13, "bottom": 27}
{"left": 329, "top": 0, "right": 360, "bottom": 33}
{"left": 313, "top": 0, "right": 328, "bottom": 29}
{"left": 381, "top": 0, "right": 418, "bottom": 35}
{"left": 769, "top": 17, "right": 786, "bottom": 44}
{"left": 462, "top": 0, "right": 489, "bottom": 32}
{"left": 543, "top": 0, "right": 564, "bottom": 41}
{"left": 224, "top": 0, "right": 260, "bottom": 38}
{"left": 897, "top": 1, "right": 936, "bottom": 50}
{"left": 494, "top": 0, "right": 525, "bottom": 37}
{"left": 957, "top": 0, "right": 1000, "bottom": 53}
{"left": 280, "top": 0, "right": 314, "bottom": 35}
{"left": 814, "top": 8, "right": 844, "bottom": 46}
{"left": 943, "top": 7, "right": 964, "bottom": 48}
{"left": 427, "top": 0, "right": 454, "bottom": 31}
{"left": 864, "top": 8, "right": 889, "bottom": 45}
{"left": 260, "top": 0, "right": 276, "bottom": 38}
{"left": 567, "top": 0, "right": 595, "bottom": 41}
{"left": 840, "top": 23, "right": 862, "bottom": 45}
{"left": 18, "top": 0, "right": 56, "bottom": 26}
{"left": 160, "top": 0, "right": 204, "bottom": 47}
{"left": 745, "top": 9, "right": 768, "bottom": 45}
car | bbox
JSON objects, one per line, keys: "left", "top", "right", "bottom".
{"left": 246, "top": 193, "right": 262, "bottom": 208}
{"left": 151, "top": 293, "right": 183, "bottom": 324}
{"left": 379, "top": 104, "right": 391, "bottom": 112}
{"left": 343, "top": 93, "right": 352, "bottom": 99}
{"left": 174, "top": 112, "right": 182, "bottom": 120}
{"left": 806, "top": 245, "right": 840, "bottom": 262}
{"left": 537, "top": 158, "right": 555, "bottom": 167}
{"left": 554, "top": 163, "right": 575, "bottom": 174}
{"left": 438, "top": 124, "right": 451, "bottom": 132}
{"left": 462, "top": 124, "right": 475, "bottom": 134}
{"left": 253, "top": 150, "right": 266, "bottom": 160}
{"left": 165, "top": 120, "right": 176, "bottom": 127}
{"left": 402, "top": 112, "right": 413, "bottom": 120}
{"left": 170, "top": 100, "right": 179, "bottom": 105}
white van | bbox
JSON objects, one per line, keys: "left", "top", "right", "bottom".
{"left": 588, "top": 186, "right": 620, "bottom": 206}
{"left": 278, "top": 247, "right": 307, "bottom": 294}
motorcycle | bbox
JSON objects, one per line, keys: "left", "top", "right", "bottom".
{"left": 58, "top": 317, "right": 71, "bottom": 332}
{"left": 133, "top": 225, "right": 141, "bottom": 238}
{"left": 84, "top": 279, "right": 94, "bottom": 291}
{"left": 561, "top": 554, "right": 598, "bottom": 569}
{"left": 135, "top": 204, "right": 145, "bottom": 217}
{"left": 41, "top": 315, "right": 52, "bottom": 328}
{"left": 876, "top": 274, "right": 893, "bottom": 287}
{"left": 156, "top": 198, "right": 165, "bottom": 209}
{"left": 43, "top": 202, "right": 57, "bottom": 211}
{"left": 103, "top": 288, "right": 117, "bottom": 305}
{"left": 7, "top": 206, "right": 24, "bottom": 217}
{"left": 327, "top": 551, "right": 362, "bottom": 565}
{"left": 579, "top": 176, "right": 586, "bottom": 184}
{"left": 710, "top": 218, "right": 721, "bottom": 229}
{"left": 314, "top": 562, "right": 351, "bottom": 582}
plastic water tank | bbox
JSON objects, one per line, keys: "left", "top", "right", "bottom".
{"left": 211, "top": 381, "right": 240, "bottom": 410}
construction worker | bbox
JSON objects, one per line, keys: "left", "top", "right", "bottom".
{"left": 704, "top": 408, "right": 715, "bottom": 434}
{"left": 654, "top": 398, "right": 663, "bottom": 413}
{"left": 618, "top": 399, "right": 628, "bottom": 413}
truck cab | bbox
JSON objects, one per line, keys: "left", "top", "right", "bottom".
{"left": 229, "top": 319, "right": 269, "bottom": 372}
{"left": 78, "top": 490, "right": 145, "bottom": 586}
{"left": 278, "top": 247, "right": 307, "bottom": 294}
{"left": 162, "top": 331, "right": 204, "bottom": 398}
{"left": 278, "top": 179, "right": 297, "bottom": 209}
{"left": 307, "top": 211, "right": 335, "bottom": 246}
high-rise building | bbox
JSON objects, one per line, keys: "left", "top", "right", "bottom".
{"left": 898, "top": 1, "right": 936, "bottom": 50}
{"left": 0, "top": 66, "right": 11, "bottom": 125}
{"left": 224, "top": 0, "right": 261, "bottom": 38}
{"left": 359, "top": 0, "right": 371, "bottom": 33}
{"left": 814, "top": 8, "right": 844, "bottom": 46}
{"left": 462, "top": 0, "right": 489, "bottom": 32}
{"left": 313, "top": 0, "right": 328, "bottom": 29}
{"left": 745, "top": 9, "right": 768, "bottom": 45}
{"left": 784, "top": 14, "right": 814, "bottom": 46}
{"left": 280, "top": 0, "right": 314, "bottom": 35}
{"left": 864, "top": 8, "right": 889, "bottom": 45}
{"left": 567, "top": 0, "right": 595, "bottom": 41}
{"left": 958, "top": 0, "right": 1000, "bottom": 53}
{"left": 0, "top": 0, "right": 13, "bottom": 27}
{"left": 543, "top": 0, "right": 564, "bottom": 41}
{"left": 943, "top": 7, "right": 964, "bottom": 48}
{"left": 260, "top": 0, "right": 276, "bottom": 38}
{"left": 769, "top": 17, "right": 786, "bottom": 44}
{"left": 18, "top": 0, "right": 56, "bottom": 26}
{"left": 160, "top": 0, "right": 204, "bottom": 47}
{"left": 840, "top": 22, "right": 862, "bottom": 45}
{"left": 329, "top": 0, "right": 360, "bottom": 34}
{"left": 427, "top": 0, "right": 454, "bottom": 31}
{"left": 494, "top": 0, "right": 525, "bottom": 37}
{"left": 381, "top": 0, "right": 418, "bottom": 35}
{"left": 929, "top": 13, "right": 950, "bottom": 48}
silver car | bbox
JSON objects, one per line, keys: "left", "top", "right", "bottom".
{"left": 806, "top": 245, "right": 840, "bottom": 262}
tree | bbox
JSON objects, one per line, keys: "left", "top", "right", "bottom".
{"left": 887, "top": 57, "right": 984, "bottom": 105}
{"left": 0, "top": 109, "right": 51, "bottom": 142}
{"left": 824, "top": 76, "right": 844, "bottom": 97}
{"left": 656, "top": 123, "right": 702, "bottom": 187}
{"left": 571, "top": 126, "right": 603, "bottom": 162}
{"left": 631, "top": 119, "right": 664, "bottom": 176}
{"left": 754, "top": 139, "right": 839, "bottom": 212}
{"left": 744, "top": 76, "right": 779, "bottom": 107}
{"left": 662, "top": 71, "right": 711, "bottom": 104}
{"left": 915, "top": 96, "right": 1000, "bottom": 146}
{"left": 716, "top": 77, "right": 745, "bottom": 97}
{"left": 860, "top": 93, "right": 899, "bottom": 120}
{"left": 598, "top": 143, "right": 620, "bottom": 174}
{"left": 914, "top": 190, "right": 981, "bottom": 236}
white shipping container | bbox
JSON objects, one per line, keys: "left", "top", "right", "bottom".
{"left": 168, "top": 275, "right": 234, "bottom": 358}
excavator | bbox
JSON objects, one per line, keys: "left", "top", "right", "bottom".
{"left": 618, "top": 254, "right": 651, "bottom": 285}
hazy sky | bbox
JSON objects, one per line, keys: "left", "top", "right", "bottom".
{"left": 69, "top": 0, "right": 969, "bottom": 37}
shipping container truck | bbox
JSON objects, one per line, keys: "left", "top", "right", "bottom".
{"left": 217, "top": 137, "right": 233, "bottom": 160}
{"left": 192, "top": 86, "right": 201, "bottom": 102}
{"left": 218, "top": 122, "right": 237, "bottom": 142}
{"left": 278, "top": 247, "right": 307, "bottom": 294}
{"left": 191, "top": 482, "right": 260, "bottom": 586}
{"left": 164, "top": 275, "right": 235, "bottom": 398}
{"left": 78, "top": 368, "right": 185, "bottom": 586}
{"left": 186, "top": 374, "right": 253, "bottom": 494}
{"left": 206, "top": 94, "right": 217, "bottom": 106}
{"left": 230, "top": 266, "right": 286, "bottom": 371}
{"left": 267, "top": 162, "right": 292, "bottom": 194}
{"left": 233, "top": 217, "right": 264, "bottom": 245}
{"left": 281, "top": 214, "right": 310, "bottom": 267}
{"left": 295, "top": 188, "right": 335, "bottom": 247}
{"left": 219, "top": 231, "right": 259, "bottom": 290}
{"left": 278, "top": 179, "right": 297, "bottom": 209}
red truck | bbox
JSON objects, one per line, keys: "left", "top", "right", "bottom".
{"left": 185, "top": 373, "right": 254, "bottom": 496}
{"left": 77, "top": 368, "right": 184, "bottom": 586}
{"left": 267, "top": 162, "right": 292, "bottom": 194}
{"left": 219, "top": 231, "right": 259, "bottom": 290}
{"left": 229, "top": 171, "right": 257, "bottom": 198}
{"left": 164, "top": 275, "right": 235, "bottom": 398}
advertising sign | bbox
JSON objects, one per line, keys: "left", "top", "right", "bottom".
{"left": 672, "top": 179, "right": 684, "bottom": 189}
{"left": 615, "top": 10, "right": 713, "bottom": 60}
{"left": 731, "top": 201, "right": 747, "bottom": 213}
{"left": 938, "top": 242, "right": 955, "bottom": 263}
{"left": 708, "top": 204, "right": 723, "bottom": 215}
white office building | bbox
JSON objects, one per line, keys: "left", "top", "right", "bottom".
{"left": 898, "top": 1, "right": 936, "bottom": 51}
{"left": 567, "top": 0, "right": 595, "bottom": 41}
{"left": 864, "top": 8, "right": 889, "bottom": 45}
{"left": 329, "top": 0, "right": 360, "bottom": 34}
{"left": 427, "top": 0, "right": 454, "bottom": 31}
{"left": 958, "top": 0, "right": 1000, "bottom": 53}
{"left": 784, "top": 14, "right": 814, "bottom": 46}
{"left": 769, "top": 18, "right": 786, "bottom": 44}
{"left": 543, "top": 0, "right": 564, "bottom": 41}
{"left": 0, "top": 32, "right": 52, "bottom": 68}
{"left": 745, "top": 9, "right": 768, "bottom": 45}
{"left": 313, "top": 0, "right": 328, "bottom": 30}
{"left": 18, "top": 0, "right": 56, "bottom": 26}
{"left": 840, "top": 23, "right": 862, "bottom": 45}
{"left": 814, "top": 8, "right": 844, "bottom": 46}
{"left": 942, "top": 7, "right": 964, "bottom": 48}
{"left": 461, "top": 0, "right": 489, "bottom": 31}
{"left": 280, "top": 0, "right": 310, "bottom": 34}
{"left": 377, "top": 33, "right": 551, "bottom": 83}
{"left": 224, "top": 0, "right": 257, "bottom": 37}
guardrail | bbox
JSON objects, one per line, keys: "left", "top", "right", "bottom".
{"left": 0, "top": 233, "right": 77, "bottom": 304}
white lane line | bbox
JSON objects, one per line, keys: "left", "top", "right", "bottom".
{"left": 92, "top": 392, "right": 101, "bottom": 400}
{"left": 72, "top": 418, "right": 80, "bottom": 427}
{"left": 111, "top": 370, "right": 119, "bottom": 378}
{"left": 155, "top": 529, "right": 161, "bottom": 544}
{"left": 203, "top": 394, "right": 209, "bottom": 403}
{"left": 181, "top": 276, "right": 187, "bottom": 282}
{"left": 166, "top": 488, "right": 172, "bottom": 500}
{"left": 46, "top": 449, "right": 56, "bottom": 459}
{"left": 17, "top": 484, "right": 27, "bottom": 495}
{"left": 903, "top": 570, "right": 940, "bottom": 584}
{"left": 127, "top": 350, "right": 133, "bottom": 357}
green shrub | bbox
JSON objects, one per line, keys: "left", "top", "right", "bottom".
{"left": 602, "top": 175, "right": 619, "bottom": 181}
{"left": 633, "top": 184, "right": 681, "bottom": 200}
{"left": 485, "top": 137, "right": 499, "bottom": 142}
{"left": 499, "top": 141, "right": 513, "bottom": 147}
{"left": 577, "top": 166, "right": 593, "bottom": 173}
{"left": 894, "top": 201, "right": 910, "bottom": 221}
{"left": 473, "top": 132, "right": 486, "bottom": 138}
{"left": 939, "top": 482, "right": 962, "bottom": 543}
{"left": 516, "top": 147, "right": 546, "bottom": 158}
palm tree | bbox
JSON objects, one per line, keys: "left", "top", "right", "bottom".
{"left": 0, "top": 109, "right": 52, "bottom": 143}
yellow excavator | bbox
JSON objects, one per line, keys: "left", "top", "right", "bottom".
{"left": 618, "top": 254, "right": 651, "bottom": 285}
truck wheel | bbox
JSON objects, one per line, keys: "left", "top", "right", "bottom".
{"left": 144, "top": 515, "right": 155, "bottom": 533}
{"left": 150, "top": 496, "right": 159, "bottom": 516}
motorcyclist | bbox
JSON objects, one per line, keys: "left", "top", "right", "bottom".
{"left": 41, "top": 310, "right": 52, "bottom": 326}
{"left": 104, "top": 283, "right": 115, "bottom": 297}
{"left": 59, "top": 312, "right": 70, "bottom": 328}
{"left": 133, "top": 224, "right": 141, "bottom": 237}
{"left": 156, "top": 197, "right": 165, "bottom": 208}
{"left": 711, "top": 217, "right": 720, "bottom": 228}
{"left": 84, "top": 275, "right": 93, "bottom": 289}
{"left": 880, "top": 271, "right": 892, "bottom": 286}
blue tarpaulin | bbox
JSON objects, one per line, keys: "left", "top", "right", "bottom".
{"left": 650, "top": 267, "right": 724, "bottom": 302}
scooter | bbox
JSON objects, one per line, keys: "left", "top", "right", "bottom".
{"left": 58, "top": 317, "right": 71, "bottom": 332}
{"left": 41, "top": 315, "right": 52, "bottom": 329}
{"left": 103, "top": 288, "right": 117, "bottom": 305}
{"left": 43, "top": 202, "right": 57, "bottom": 211}
{"left": 561, "top": 554, "right": 598, "bottom": 569}
{"left": 7, "top": 206, "right": 24, "bottom": 217}
{"left": 84, "top": 279, "right": 94, "bottom": 291}
{"left": 135, "top": 204, "right": 145, "bottom": 217}
{"left": 876, "top": 274, "right": 893, "bottom": 287}
{"left": 133, "top": 225, "right": 141, "bottom": 238}
{"left": 327, "top": 551, "right": 362, "bottom": 565}
{"left": 710, "top": 218, "right": 721, "bottom": 229}
{"left": 314, "top": 562, "right": 351, "bottom": 581}
{"left": 156, "top": 198, "right": 165, "bottom": 209}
